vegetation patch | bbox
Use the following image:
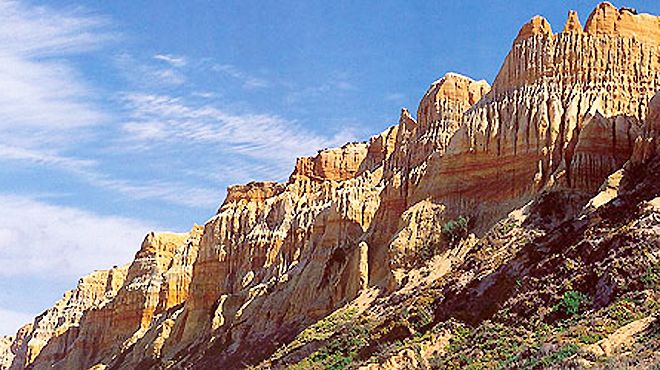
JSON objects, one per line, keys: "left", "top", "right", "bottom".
{"left": 442, "top": 215, "right": 469, "bottom": 248}
{"left": 273, "top": 306, "right": 358, "bottom": 362}
{"left": 287, "top": 325, "right": 369, "bottom": 370}
{"left": 642, "top": 263, "right": 660, "bottom": 289}
{"left": 554, "top": 290, "right": 589, "bottom": 317}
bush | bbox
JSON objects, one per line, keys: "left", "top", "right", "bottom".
{"left": 641, "top": 263, "right": 660, "bottom": 289}
{"left": 442, "top": 216, "right": 469, "bottom": 247}
{"left": 557, "top": 291, "right": 588, "bottom": 316}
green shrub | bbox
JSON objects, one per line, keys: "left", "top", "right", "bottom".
{"left": 641, "top": 263, "right": 660, "bottom": 289}
{"left": 556, "top": 291, "right": 588, "bottom": 316}
{"left": 578, "top": 333, "right": 602, "bottom": 344}
{"left": 442, "top": 216, "right": 469, "bottom": 247}
{"left": 275, "top": 307, "right": 358, "bottom": 361}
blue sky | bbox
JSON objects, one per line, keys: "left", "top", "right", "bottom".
{"left": 1, "top": 0, "right": 659, "bottom": 336}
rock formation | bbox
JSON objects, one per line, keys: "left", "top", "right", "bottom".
{"left": 413, "top": 3, "right": 658, "bottom": 227}
{"left": 5, "top": 266, "right": 128, "bottom": 369}
{"left": 2, "top": 3, "right": 660, "bottom": 370}
{"left": 0, "top": 337, "right": 13, "bottom": 370}
{"left": 290, "top": 143, "right": 370, "bottom": 181}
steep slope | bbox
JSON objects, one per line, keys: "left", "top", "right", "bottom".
{"left": 1, "top": 337, "right": 14, "bottom": 369}
{"left": 1, "top": 228, "right": 203, "bottom": 370}
{"left": 3, "top": 265, "right": 128, "bottom": 370}
{"left": 261, "top": 90, "right": 660, "bottom": 370}
{"left": 415, "top": 2, "right": 658, "bottom": 224}
{"left": 2, "top": 2, "right": 660, "bottom": 370}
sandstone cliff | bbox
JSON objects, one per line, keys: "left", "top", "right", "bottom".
{"left": 2, "top": 3, "right": 660, "bottom": 370}
{"left": 4, "top": 266, "right": 128, "bottom": 370}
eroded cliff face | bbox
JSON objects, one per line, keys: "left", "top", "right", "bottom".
{"left": 0, "top": 337, "right": 14, "bottom": 370}
{"left": 633, "top": 92, "right": 660, "bottom": 163}
{"left": 414, "top": 3, "right": 659, "bottom": 228}
{"left": 2, "top": 228, "right": 203, "bottom": 370}
{"left": 290, "top": 143, "right": 371, "bottom": 182}
{"left": 3, "top": 266, "right": 128, "bottom": 370}
{"left": 3, "top": 3, "right": 660, "bottom": 370}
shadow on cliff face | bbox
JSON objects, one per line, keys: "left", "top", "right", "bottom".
{"left": 166, "top": 210, "right": 369, "bottom": 370}
{"left": 19, "top": 326, "right": 80, "bottom": 370}
{"left": 432, "top": 155, "right": 660, "bottom": 328}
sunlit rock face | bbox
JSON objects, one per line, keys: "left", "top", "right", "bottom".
{"left": 4, "top": 266, "right": 127, "bottom": 370}
{"left": 290, "top": 142, "right": 371, "bottom": 182}
{"left": 4, "top": 228, "right": 202, "bottom": 370}
{"left": 414, "top": 4, "right": 659, "bottom": 227}
{"left": 1, "top": 337, "right": 14, "bottom": 369}
{"left": 3, "top": 3, "right": 660, "bottom": 370}
{"left": 222, "top": 181, "right": 286, "bottom": 207}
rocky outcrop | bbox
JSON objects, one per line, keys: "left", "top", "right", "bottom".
{"left": 633, "top": 91, "right": 660, "bottom": 162}
{"left": 414, "top": 5, "right": 659, "bottom": 228}
{"left": 4, "top": 266, "right": 128, "bottom": 370}
{"left": 8, "top": 227, "right": 203, "bottom": 370}
{"left": 412, "top": 73, "right": 490, "bottom": 167}
{"left": 166, "top": 167, "right": 384, "bottom": 367}
{"left": 515, "top": 15, "right": 553, "bottom": 41}
{"left": 0, "top": 337, "right": 13, "bottom": 370}
{"left": 584, "top": 2, "right": 660, "bottom": 44}
{"left": 3, "top": 3, "right": 660, "bottom": 370}
{"left": 562, "top": 10, "right": 583, "bottom": 33}
{"left": 290, "top": 143, "right": 370, "bottom": 181}
{"left": 584, "top": 316, "right": 657, "bottom": 357}
{"left": 222, "top": 181, "right": 286, "bottom": 206}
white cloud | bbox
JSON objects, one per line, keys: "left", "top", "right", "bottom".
{"left": 154, "top": 53, "right": 187, "bottom": 67}
{"left": 0, "top": 308, "right": 34, "bottom": 336}
{"left": 0, "top": 145, "right": 219, "bottom": 209}
{"left": 118, "top": 93, "right": 357, "bottom": 164}
{"left": 79, "top": 172, "right": 221, "bottom": 209}
{"left": 116, "top": 53, "right": 186, "bottom": 87}
{"left": 0, "top": 144, "right": 96, "bottom": 170}
{"left": 0, "top": 1, "right": 111, "bottom": 58}
{"left": 212, "top": 64, "right": 270, "bottom": 90}
{"left": 0, "top": 1, "right": 361, "bottom": 210}
{"left": 0, "top": 195, "right": 157, "bottom": 278}
{"left": 0, "top": 2, "right": 110, "bottom": 134}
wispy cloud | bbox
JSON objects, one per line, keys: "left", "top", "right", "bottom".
{"left": 212, "top": 64, "right": 270, "bottom": 90}
{"left": 187, "top": 159, "right": 292, "bottom": 185}
{"left": 0, "top": 1, "right": 361, "bottom": 210}
{"left": 0, "top": 2, "right": 110, "bottom": 135}
{"left": 154, "top": 53, "right": 187, "bottom": 67}
{"left": 0, "top": 1, "right": 112, "bottom": 57}
{"left": 80, "top": 171, "right": 220, "bottom": 209}
{"left": 116, "top": 53, "right": 186, "bottom": 87}
{"left": 118, "top": 93, "right": 356, "bottom": 163}
{"left": 0, "top": 144, "right": 96, "bottom": 169}
{"left": 0, "top": 144, "right": 219, "bottom": 209}
{"left": 284, "top": 76, "right": 356, "bottom": 105}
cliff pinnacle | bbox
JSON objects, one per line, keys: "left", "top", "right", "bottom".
{"left": 562, "top": 10, "right": 583, "bottom": 33}
{"left": 514, "top": 15, "right": 552, "bottom": 42}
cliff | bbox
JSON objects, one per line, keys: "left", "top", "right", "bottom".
{"left": 2, "top": 3, "right": 660, "bottom": 370}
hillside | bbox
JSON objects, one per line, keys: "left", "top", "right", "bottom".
{"left": 1, "top": 2, "right": 660, "bottom": 369}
